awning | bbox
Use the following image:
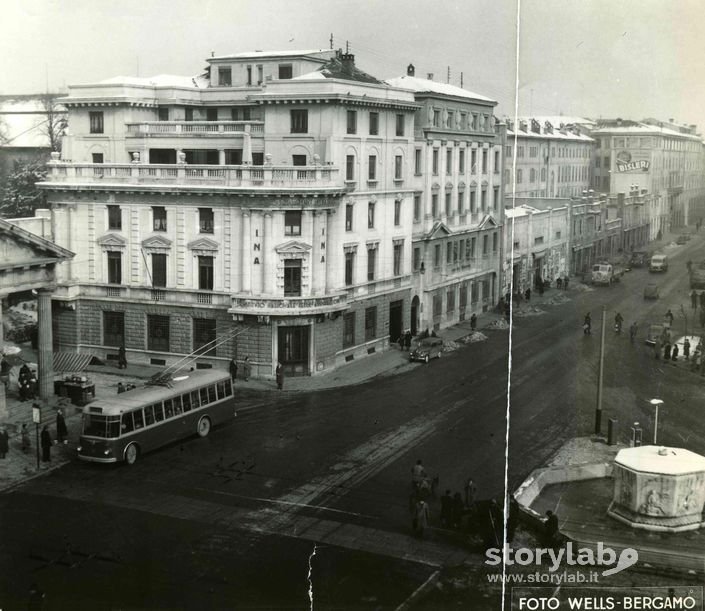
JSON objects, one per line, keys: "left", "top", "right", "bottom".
{"left": 53, "top": 352, "right": 98, "bottom": 373}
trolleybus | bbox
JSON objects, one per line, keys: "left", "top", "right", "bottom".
{"left": 77, "top": 369, "right": 234, "bottom": 465}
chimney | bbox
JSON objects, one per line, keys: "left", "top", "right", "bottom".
{"left": 617, "top": 192, "right": 625, "bottom": 208}
{"left": 340, "top": 52, "right": 355, "bottom": 75}
{"left": 407, "top": 63, "right": 415, "bottom": 76}
{"left": 668, "top": 118, "right": 674, "bottom": 124}
{"left": 427, "top": 73, "right": 433, "bottom": 81}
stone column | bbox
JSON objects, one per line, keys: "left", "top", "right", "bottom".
{"left": 0, "top": 297, "right": 6, "bottom": 422}
{"left": 263, "top": 212, "right": 274, "bottom": 294}
{"left": 241, "top": 210, "right": 251, "bottom": 293}
{"left": 66, "top": 205, "right": 75, "bottom": 281}
{"left": 324, "top": 211, "right": 333, "bottom": 293}
{"left": 37, "top": 288, "right": 55, "bottom": 401}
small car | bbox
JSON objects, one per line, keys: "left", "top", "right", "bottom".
{"left": 409, "top": 337, "right": 444, "bottom": 363}
{"left": 645, "top": 323, "right": 669, "bottom": 346}
{"left": 629, "top": 251, "right": 650, "bottom": 268}
{"left": 643, "top": 283, "right": 659, "bottom": 299}
{"left": 677, "top": 234, "right": 688, "bottom": 245}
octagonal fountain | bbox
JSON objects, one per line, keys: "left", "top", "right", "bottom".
{"left": 608, "top": 445, "right": 705, "bottom": 532}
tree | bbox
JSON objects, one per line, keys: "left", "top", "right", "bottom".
{"left": 39, "top": 94, "right": 67, "bottom": 153}
{"left": 0, "top": 158, "right": 47, "bottom": 218}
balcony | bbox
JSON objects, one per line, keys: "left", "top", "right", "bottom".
{"left": 345, "top": 275, "right": 411, "bottom": 300}
{"left": 125, "top": 120, "right": 264, "bottom": 137}
{"left": 43, "top": 161, "right": 342, "bottom": 191}
{"left": 52, "top": 284, "right": 231, "bottom": 307}
{"left": 229, "top": 293, "right": 348, "bottom": 317}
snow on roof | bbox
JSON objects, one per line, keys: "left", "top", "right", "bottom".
{"left": 591, "top": 122, "right": 703, "bottom": 141}
{"left": 521, "top": 115, "right": 596, "bottom": 127}
{"left": 212, "top": 49, "right": 333, "bottom": 61}
{"left": 385, "top": 75, "right": 495, "bottom": 103}
{"left": 97, "top": 74, "right": 205, "bottom": 88}
{"left": 504, "top": 205, "right": 540, "bottom": 218}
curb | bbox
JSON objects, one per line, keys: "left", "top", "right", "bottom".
{"left": 394, "top": 569, "right": 441, "bottom": 611}
{"left": 0, "top": 455, "right": 71, "bottom": 494}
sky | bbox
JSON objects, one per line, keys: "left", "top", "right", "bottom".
{"left": 3, "top": 0, "right": 705, "bottom": 130}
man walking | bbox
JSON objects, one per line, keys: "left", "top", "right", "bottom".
{"left": 56, "top": 409, "right": 68, "bottom": 445}
{"left": 583, "top": 313, "right": 592, "bottom": 335}
{"left": 275, "top": 362, "right": 284, "bottom": 390}
{"left": 629, "top": 322, "right": 638, "bottom": 343}
{"left": 40, "top": 425, "right": 52, "bottom": 463}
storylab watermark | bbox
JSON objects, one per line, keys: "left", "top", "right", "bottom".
{"left": 485, "top": 543, "right": 639, "bottom": 577}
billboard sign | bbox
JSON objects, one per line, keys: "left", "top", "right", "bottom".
{"left": 616, "top": 150, "right": 650, "bottom": 173}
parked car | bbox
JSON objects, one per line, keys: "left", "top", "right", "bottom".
{"left": 409, "top": 337, "right": 444, "bottom": 363}
{"left": 649, "top": 254, "right": 669, "bottom": 272}
{"left": 677, "top": 234, "right": 688, "bottom": 245}
{"left": 643, "top": 283, "right": 659, "bottom": 299}
{"left": 645, "top": 322, "right": 670, "bottom": 346}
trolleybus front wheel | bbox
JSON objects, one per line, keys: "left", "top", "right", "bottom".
{"left": 124, "top": 442, "right": 139, "bottom": 465}
{"left": 197, "top": 416, "right": 212, "bottom": 438}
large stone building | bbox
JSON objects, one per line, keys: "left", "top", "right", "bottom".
{"left": 590, "top": 119, "right": 705, "bottom": 237}
{"left": 39, "top": 49, "right": 427, "bottom": 378}
{"left": 387, "top": 67, "right": 505, "bottom": 333}
{"left": 504, "top": 117, "right": 594, "bottom": 199}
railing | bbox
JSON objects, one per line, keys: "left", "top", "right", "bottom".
{"left": 345, "top": 276, "right": 411, "bottom": 299}
{"left": 229, "top": 293, "right": 348, "bottom": 316}
{"left": 44, "top": 162, "right": 341, "bottom": 190}
{"left": 52, "top": 284, "right": 230, "bottom": 306}
{"left": 125, "top": 121, "right": 264, "bottom": 136}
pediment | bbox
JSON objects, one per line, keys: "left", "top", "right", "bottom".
{"left": 470, "top": 180, "right": 478, "bottom": 188}
{"left": 142, "top": 235, "right": 173, "bottom": 250}
{"left": 275, "top": 240, "right": 312, "bottom": 254}
{"left": 458, "top": 181, "right": 466, "bottom": 190}
{"left": 0, "top": 218, "right": 74, "bottom": 267}
{"left": 481, "top": 179, "right": 489, "bottom": 187}
{"left": 187, "top": 237, "right": 219, "bottom": 252}
{"left": 425, "top": 221, "right": 452, "bottom": 240}
{"left": 478, "top": 214, "right": 498, "bottom": 229}
{"left": 97, "top": 233, "right": 127, "bottom": 248}
{"left": 445, "top": 181, "right": 454, "bottom": 191}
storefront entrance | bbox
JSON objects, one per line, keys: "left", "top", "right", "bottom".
{"left": 277, "top": 325, "right": 310, "bottom": 376}
{"left": 389, "top": 300, "right": 403, "bottom": 342}
{"left": 410, "top": 296, "right": 420, "bottom": 336}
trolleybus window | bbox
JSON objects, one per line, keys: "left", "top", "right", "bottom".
{"left": 182, "top": 392, "right": 192, "bottom": 412}
{"left": 84, "top": 414, "right": 121, "bottom": 438}
{"left": 153, "top": 402, "right": 164, "bottom": 422}
{"left": 173, "top": 395, "right": 183, "bottom": 415}
{"left": 217, "top": 380, "right": 230, "bottom": 399}
{"left": 121, "top": 413, "right": 134, "bottom": 433}
{"left": 190, "top": 390, "right": 200, "bottom": 409}
{"left": 144, "top": 405, "right": 155, "bottom": 426}
{"left": 200, "top": 387, "right": 209, "bottom": 405}
{"left": 133, "top": 409, "right": 144, "bottom": 429}
{"left": 208, "top": 385, "right": 217, "bottom": 403}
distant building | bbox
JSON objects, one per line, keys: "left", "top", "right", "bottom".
{"left": 39, "top": 49, "right": 424, "bottom": 378}
{"left": 590, "top": 118, "right": 705, "bottom": 237}
{"left": 387, "top": 65, "right": 505, "bottom": 332}
{"left": 504, "top": 117, "right": 593, "bottom": 199}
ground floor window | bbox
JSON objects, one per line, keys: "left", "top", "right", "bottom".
{"left": 193, "top": 318, "right": 216, "bottom": 356}
{"left": 446, "top": 289, "right": 455, "bottom": 313}
{"left": 147, "top": 315, "right": 170, "bottom": 352}
{"left": 343, "top": 313, "right": 355, "bottom": 347}
{"left": 432, "top": 294, "right": 442, "bottom": 317}
{"left": 364, "top": 306, "right": 377, "bottom": 341}
{"left": 103, "top": 311, "right": 124, "bottom": 347}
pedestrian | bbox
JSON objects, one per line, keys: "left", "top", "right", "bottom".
{"left": 537, "top": 278, "right": 544, "bottom": 296}
{"left": 28, "top": 372, "right": 38, "bottom": 400}
{"left": 56, "top": 409, "right": 68, "bottom": 445}
{"left": 525, "top": 287, "right": 531, "bottom": 301}
{"left": 470, "top": 313, "right": 477, "bottom": 331}
{"left": 583, "top": 313, "right": 592, "bottom": 335}
{"left": 118, "top": 344, "right": 128, "bottom": 369}
{"left": 464, "top": 477, "right": 477, "bottom": 508}
{"left": 412, "top": 499, "right": 430, "bottom": 538}
{"left": 544, "top": 510, "right": 559, "bottom": 547}
{"left": 276, "top": 361, "right": 284, "bottom": 390}
{"left": 229, "top": 358, "right": 238, "bottom": 382}
{"left": 629, "top": 322, "right": 638, "bottom": 343}
{"left": 556, "top": 277, "right": 563, "bottom": 289}
{"left": 692, "top": 290, "right": 698, "bottom": 310}
{"left": 684, "top": 338, "right": 691, "bottom": 360}
{"left": 19, "top": 363, "right": 31, "bottom": 385}
{"left": 665, "top": 309, "right": 674, "bottom": 326}
{"left": 40, "top": 425, "right": 52, "bottom": 462}
{"left": 0, "top": 356, "right": 11, "bottom": 387}
{"left": 243, "top": 356, "right": 251, "bottom": 382}
{"left": 701, "top": 292, "right": 705, "bottom": 310}
{"left": 654, "top": 337, "right": 661, "bottom": 360}
{"left": 664, "top": 342, "right": 672, "bottom": 360}
{"left": 440, "top": 490, "right": 453, "bottom": 528}
{"left": 117, "top": 382, "right": 126, "bottom": 394}
{"left": 405, "top": 330, "right": 412, "bottom": 350}
{"left": 564, "top": 275, "right": 569, "bottom": 290}
{"left": 672, "top": 344, "right": 679, "bottom": 361}
{"left": 451, "top": 492, "right": 465, "bottom": 529}
{"left": 0, "top": 426, "right": 8, "bottom": 459}
{"left": 21, "top": 423, "right": 30, "bottom": 453}
{"left": 411, "top": 459, "right": 426, "bottom": 487}
{"left": 19, "top": 378, "right": 29, "bottom": 401}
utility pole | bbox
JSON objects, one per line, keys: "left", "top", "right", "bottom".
{"left": 447, "top": 66, "right": 450, "bottom": 84}
{"left": 330, "top": 33, "right": 333, "bottom": 50}
{"left": 595, "top": 305, "right": 606, "bottom": 435}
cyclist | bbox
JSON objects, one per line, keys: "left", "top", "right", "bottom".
{"left": 614, "top": 312, "right": 624, "bottom": 334}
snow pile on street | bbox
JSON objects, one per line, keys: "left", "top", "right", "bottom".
{"left": 487, "top": 319, "right": 509, "bottom": 330}
{"left": 460, "top": 331, "right": 487, "bottom": 343}
{"left": 574, "top": 283, "right": 594, "bottom": 292}
{"left": 545, "top": 293, "right": 570, "bottom": 306}
{"left": 442, "top": 340, "right": 460, "bottom": 352}
{"left": 513, "top": 306, "right": 545, "bottom": 317}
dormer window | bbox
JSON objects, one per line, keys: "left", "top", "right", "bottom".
{"left": 278, "top": 64, "right": 293, "bottom": 79}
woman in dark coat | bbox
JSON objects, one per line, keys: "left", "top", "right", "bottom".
{"left": 56, "top": 409, "right": 68, "bottom": 445}
{"left": 40, "top": 426, "right": 52, "bottom": 462}
{"left": 118, "top": 345, "right": 128, "bottom": 369}
{"left": 229, "top": 359, "right": 238, "bottom": 382}
{"left": 0, "top": 427, "right": 9, "bottom": 459}
{"left": 275, "top": 362, "right": 284, "bottom": 390}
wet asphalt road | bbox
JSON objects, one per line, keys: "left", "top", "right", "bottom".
{"left": 1, "top": 236, "right": 704, "bottom": 610}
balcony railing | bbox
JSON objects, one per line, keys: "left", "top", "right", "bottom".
{"left": 52, "top": 284, "right": 230, "bottom": 307}
{"left": 125, "top": 121, "right": 264, "bottom": 136}
{"left": 229, "top": 293, "right": 348, "bottom": 316}
{"left": 44, "top": 162, "right": 341, "bottom": 190}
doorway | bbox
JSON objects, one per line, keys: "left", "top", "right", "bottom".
{"left": 277, "top": 325, "right": 310, "bottom": 376}
{"left": 389, "top": 300, "right": 403, "bottom": 342}
{"left": 410, "top": 296, "right": 420, "bottom": 336}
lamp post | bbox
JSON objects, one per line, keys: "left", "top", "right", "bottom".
{"left": 649, "top": 398, "right": 664, "bottom": 445}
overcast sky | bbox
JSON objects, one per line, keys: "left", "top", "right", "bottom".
{"left": 4, "top": 0, "right": 705, "bottom": 129}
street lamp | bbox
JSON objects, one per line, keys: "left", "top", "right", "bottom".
{"left": 649, "top": 398, "right": 664, "bottom": 445}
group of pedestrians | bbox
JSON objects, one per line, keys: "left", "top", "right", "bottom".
{"left": 0, "top": 407, "right": 68, "bottom": 463}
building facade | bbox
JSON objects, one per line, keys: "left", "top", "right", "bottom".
{"left": 504, "top": 117, "right": 593, "bottom": 199}
{"left": 40, "top": 49, "right": 426, "bottom": 378}
{"left": 590, "top": 119, "right": 705, "bottom": 238}
{"left": 503, "top": 199, "right": 570, "bottom": 297}
{"left": 387, "top": 67, "right": 505, "bottom": 333}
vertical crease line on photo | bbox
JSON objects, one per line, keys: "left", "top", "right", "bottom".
{"left": 503, "top": 0, "right": 522, "bottom": 608}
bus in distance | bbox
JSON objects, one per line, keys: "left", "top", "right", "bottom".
{"left": 77, "top": 369, "right": 235, "bottom": 465}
